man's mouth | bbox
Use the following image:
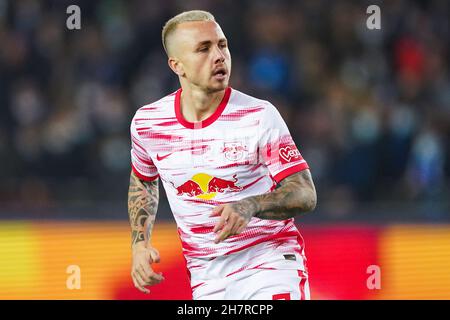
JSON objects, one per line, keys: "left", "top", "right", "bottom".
{"left": 212, "top": 67, "right": 227, "bottom": 80}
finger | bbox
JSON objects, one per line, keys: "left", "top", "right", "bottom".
{"left": 210, "top": 205, "right": 224, "bottom": 217}
{"left": 213, "top": 209, "right": 230, "bottom": 233}
{"left": 227, "top": 214, "right": 243, "bottom": 234}
{"left": 132, "top": 271, "right": 150, "bottom": 293}
{"left": 214, "top": 228, "right": 231, "bottom": 243}
{"left": 229, "top": 219, "right": 243, "bottom": 236}
{"left": 234, "top": 215, "right": 250, "bottom": 235}
{"left": 214, "top": 220, "right": 235, "bottom": 243}
{"left": 133, "top": 266, "right": 146, "bottom": 283}
{"left": 132, "top": 275, "right": 150, "bottom": 294}
{"left": 235, "top": 223, "right": 247, "bottom": 235}
{"left": 136, "top": 260, "right": 152, "bottom": 279}
{"left": 138, "top": 264, "right": 152, "bottom": 282}
{"left": 149, "top": 271, "right": 165, "bottom": 284}
{"left": 134, "top": 269, "right": 148, "bottom": 287}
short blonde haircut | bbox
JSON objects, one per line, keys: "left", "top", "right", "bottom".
{"left": 162, "top": 10, "right": 216, "bottom": 55}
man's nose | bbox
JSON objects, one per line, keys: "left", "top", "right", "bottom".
{"left": 213, "top": 45, "right": 225, "bottom": 63}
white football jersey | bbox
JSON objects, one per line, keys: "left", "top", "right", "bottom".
{"left": 130, "top": 87, "right": 309, "bottom": 268}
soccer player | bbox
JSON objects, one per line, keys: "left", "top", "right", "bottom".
{"left": 128, "top": 10, "right": 317, "bottom": 300}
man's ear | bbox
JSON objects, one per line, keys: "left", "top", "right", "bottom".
{"left": 168, "top": 58, "right": 184, "bottom": 77}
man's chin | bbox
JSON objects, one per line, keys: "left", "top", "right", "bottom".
{"left": 208, "top": 81, "right": 229, "bottom": 92}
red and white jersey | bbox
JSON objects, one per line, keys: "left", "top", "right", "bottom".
{"left": 130, "top": 87, "right": 309, "bottom": 266}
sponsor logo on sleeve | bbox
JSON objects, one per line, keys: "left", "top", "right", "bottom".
{"left": 279, "top": 145, "right": 301, "bottom": 164}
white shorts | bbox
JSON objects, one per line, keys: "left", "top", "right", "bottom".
{"left": 188, "top": 240, "right": 310, "bottom": 300}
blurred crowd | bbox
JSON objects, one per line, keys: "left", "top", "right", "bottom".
{"left": 0, "top": 0, "right": 448, "bottom": 220}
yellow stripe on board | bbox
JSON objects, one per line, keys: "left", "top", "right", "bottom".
{"left": 0, "top": 222, "right": 42, "bottom": 299}
{"left": 378, "top": 225, "right": 450, "bottom": 299}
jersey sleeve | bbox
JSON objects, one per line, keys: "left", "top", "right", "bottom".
{"left": 258, "top": 102, "right": 309, "bottom": 183}
{"left": 130, "top": 115, "right": 159, "bottom": 181}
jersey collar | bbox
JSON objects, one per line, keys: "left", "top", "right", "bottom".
{"left": 175, "top": 87, "right": 232, "bottom": 129}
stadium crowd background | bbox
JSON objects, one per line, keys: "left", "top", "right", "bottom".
{"left": 0, "top": 0, "right": 449, "bottom": 221}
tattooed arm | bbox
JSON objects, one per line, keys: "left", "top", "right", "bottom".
{"left": 213, "top": 169, "right": 316, "bottom": 243}
{"left": 239, "top": 169, "right": 316, "bottom": 220}
{"left": 128, "top": 170, "right": 159, "bottom": 246}
{"left": 128, "top": 170, "right": 164, "bottom": 293}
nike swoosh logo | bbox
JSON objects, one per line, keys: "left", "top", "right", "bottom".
{"left": 156, "top": 153, "right": 173, "bottom": 161}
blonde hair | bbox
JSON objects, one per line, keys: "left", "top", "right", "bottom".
{"left": 162, "top": 10, "right": 216, "bottom": 55}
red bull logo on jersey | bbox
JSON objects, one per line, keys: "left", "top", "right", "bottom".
{"left": 222, "top": 142, "right": 248, "bottom": 161}
{"left": 171, "top": 173, "right": 242, "bottom": 200}
{"left": 173, "top": 180, "right": 203, "bottom": 197}
{"left": 207, "top": 175, "right": 242, "bottom": 193}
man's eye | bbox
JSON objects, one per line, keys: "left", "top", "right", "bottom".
{"left": 220, "top": 43, "right": 227, "bottom": 48}
{"left": 199, "top": 47, "right": 208, "bottom": 52}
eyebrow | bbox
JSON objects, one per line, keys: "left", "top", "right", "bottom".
{"left": 196, "top": 38, "right": 227, "bottom": 47}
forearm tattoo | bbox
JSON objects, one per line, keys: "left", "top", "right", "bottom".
{"left": 128, "top": 171, "right": 159, "bottom": 247}
{"left": 234, "top": 170, "right": 316, "bottom": 220}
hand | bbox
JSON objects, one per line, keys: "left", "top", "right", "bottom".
{"left": 131, "top": 242, "right": 164, "bottom": 294}
{"left": 212, "top": 203, "right": 254, "bottom": 244}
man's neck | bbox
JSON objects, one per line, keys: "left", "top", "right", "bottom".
{"left": 180, "top": 85, "right": 226, "bottom": 122}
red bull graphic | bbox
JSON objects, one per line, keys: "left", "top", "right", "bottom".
{"left": 172, "top": 180, "right": 203, "bottom": 197}
{"left": 207, "top": 174, "right": 242, "bottom": 193}
{"left": 172, "top": 173, "right": 242, "bottom": 200}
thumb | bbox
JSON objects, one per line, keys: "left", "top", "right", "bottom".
{"left": 148, "top": 247, "right": 160, "bottom": 263}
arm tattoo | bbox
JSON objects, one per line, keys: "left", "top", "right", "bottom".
{"left": 232, "top": 170, "right": 317, "bottom": 220}
{"left": 128, "top": 171, "right": 159, "bottom": 247}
